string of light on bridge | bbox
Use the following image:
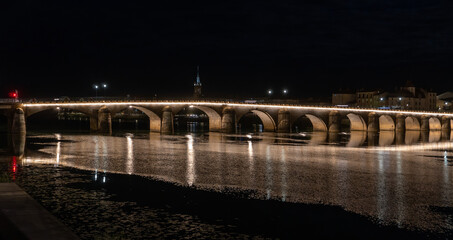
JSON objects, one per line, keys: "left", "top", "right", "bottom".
{"left": 22, "top": 101, "right": 453, "bottom": 117}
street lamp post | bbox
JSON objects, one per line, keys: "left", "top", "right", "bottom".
{"left": 102, "top": 83, "right": 107, "bottom": 98}
{"left": 267, "top": 89, "right": 273, "bottom": 100}
{"left": 94, "top": 85, "right": 99, "bottom": 98}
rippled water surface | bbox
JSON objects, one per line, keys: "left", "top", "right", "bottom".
{"left": 1, "top": 131, "right": 453, "bottom": 239}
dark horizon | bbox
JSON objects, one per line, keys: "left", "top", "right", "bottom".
{"left": 2, "top": 1, "right": 453, "bottom": 99}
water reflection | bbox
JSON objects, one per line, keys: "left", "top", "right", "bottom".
{"left": 55, "top": 133, "right": 61, "bottom": 166}
{"left": 328, "top": 132, "right": 340, "bottom": 144}
{"left": 346, "top": 131, "right": 366, "bottom": 147}
{"left": 404, "top": 131, "right": 420, "bottom": 145}
{"left": 379, "top": 131, "right": 395, "bottom": 146}
{"left": 367, "top": 132, "right": 379, "bottom": 146}
{"left": 395, "top": 131, "right": 405, "bottom": 145}
{"left": 421, "top": 131, "right": 429, "bottom": 142}
{"left": 429, "top": 131, "right": 441, "bottom": 142}
{"left": 186, "top": 134, "right": 195, "bottom": 186}
{"left": 13, "top": 130, "right": 453, "bottom": 234}
{"left": 126, "top": 135, "right": 134, "bottom": 174}
{"left": 309, "top": 132, "right": 327, "bottom": 145}
{"left": 280, "top": 148, "right": 287, "bottom": 202}
{"left": 441, "top": 130, "right": 450, "bottom": 141}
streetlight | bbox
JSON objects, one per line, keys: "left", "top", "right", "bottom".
{"left": 283, "top": 89, "right": 288, "bottom": 94}
{"left": 93, "top": 84, "right": 99, "bottom": 98}
{"left": 268, "top": 89, "right": 273, "bottom": 95}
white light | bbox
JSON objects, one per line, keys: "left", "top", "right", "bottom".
{"left": 246, "top": 134, "right": 252, "bottom": 139}
{"left": 189, "top": 105, "right": 194, "bottom": 108}
{"left": 129, "top": 105, "right": 132, "bottom": 108}
{"left": 94, "top": 85, "right": 98, "bottom": 89}
{"left": 56, "top": 107, "right": 60, "bottom": 110}
{"left": 268, "top": 90, "right": 272, "bottom": 94}
{"left": 103, "top": 84, "right": 107, "bottom": 88}
{"left": 399, "top": 97, "right": 402, "bottom": 100}
{"left": 283, "top": 89, "right": 288, "bottom": 94}
{"left": 22, "top": 101, "right": 453, "bottom": 117}
{"left": 380, "top": 98, "right": 384, "bottom": 101}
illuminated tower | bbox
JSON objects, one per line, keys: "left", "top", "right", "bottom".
{"left": 193, "top": 65, "right": 202, "bottom": 98}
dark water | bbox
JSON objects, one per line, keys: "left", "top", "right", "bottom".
{"left": 1, "top": 131, "right": 452, "bottom": 239}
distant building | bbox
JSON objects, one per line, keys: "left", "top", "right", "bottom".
{"left": 356, "top": 90, "right": 381, "bottom": 108}
{"left": 437, "top": 92, "right": 453, "bottom": 111}
{"left": 357, "top": 82, "right": 436, "bottom": 110}
{"left": 193, "top": 66, "right": 202, "bottom": 98}
{"left": 336, "top": 82, "right": 437, "bottom": 111}
{"left": 332, "top": 90, "right": 356, "bottom": 106}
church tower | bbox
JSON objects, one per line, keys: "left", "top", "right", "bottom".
{"left": 193, "top": 65, "right": 202, "bottom": 98}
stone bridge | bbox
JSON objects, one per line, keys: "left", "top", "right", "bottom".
{"left": 1, "top": 100, "right": 453, "bottom": 135}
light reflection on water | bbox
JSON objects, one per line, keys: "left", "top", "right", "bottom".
{"left": 11, "top": 131, "right": 453, "bottom": 233}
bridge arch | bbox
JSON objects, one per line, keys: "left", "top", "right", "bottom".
{"left": 429, "top": 117, "right": 442, "bottom": 131}
{"left": 122, "top": 106, "right": 161, "bottom": 132}
{"left": 26, "top": 107, "right": 92, "bottom": 131}
{"left": 346, "top": 113, "right": 367, "bottom": 131}
{"left": 26, "top": 106, "right": 93, "bottom": 118}
{"left": 379, "top": 115, "right": 395, "bottom": 131}
{"left": 237, "top": 110, "right": 276, "bottom": 132}
{"left": 250, "top": 110, "right": 276, "bottom": 132}
{"left": 405, "top": 116, "right": 420, "bottom": 131}
{"left": 292, "top": 114, "right": 327, "bottom": 132}
{"left": 191, "top": 106, "right": 222, "bottom": 132}
{"left": 305, "top": 114, "right": 327, "bottom": 132}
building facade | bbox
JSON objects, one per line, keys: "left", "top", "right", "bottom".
{"left": 335, "top": 83, "right": 437, "bottom": 111}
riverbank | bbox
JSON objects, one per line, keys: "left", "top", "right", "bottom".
{"left": 0, "top": 183, "right": 79, "bottom": 240}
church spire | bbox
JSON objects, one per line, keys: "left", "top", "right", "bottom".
{"left": 193, "top": 65, "right": 202, "bottom": 98}
{"left": 195, "top": 65, "right": 201, "bottom": 86}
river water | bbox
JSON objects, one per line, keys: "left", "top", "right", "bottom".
{"left": 1, "top": 131, "right": 452, "bottom": 239}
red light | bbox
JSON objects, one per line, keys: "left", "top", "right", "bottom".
{"left": 11, "top": 156, "right": 17, "bottom": 181}
{"left": 8, "top": 90, "right": 18, "bottom": 98}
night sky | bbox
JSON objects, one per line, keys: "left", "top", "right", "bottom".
{"left": 1, "top": 0, "right": 453, "bottom": 99}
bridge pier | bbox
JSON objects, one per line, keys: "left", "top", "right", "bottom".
{"left": 98, "top": 108, "right": 112, "bottom": 134}
{"left": 441, "top": 116, "right": 451, "bottom": 132}
{"left": 161, "top": 106, "right": 174, "bottom": 134}
{"left": 89, "top": 109, "right": 99, "bottom": 131}
{"left": 150, "top": 119, "right": 161, "bottom": 132}
{"left": 221, "top": 107, "right": 236, "bottom": 133}
{"left": 328, "top": 111, "right": 340, "bottom": 132}
{"left": 90, "top": 117, "right": 98, "bottom": 131}
{"left": 277, "top": 109, "right": 290, "bottom": 133}
{"left": 367, "top": 112, "right": 379, "bottom": 132}
{"left": 8, "top": 132, "right": 25, "bottom": 156}
{"left": 396, "top": 114, "right": 405, "bottom": 132}
{"left": 9, "top": 108, "right": 26, "bottom": 135}
{"left": 421, "top": 115, "right": 429, "bottom": 131}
